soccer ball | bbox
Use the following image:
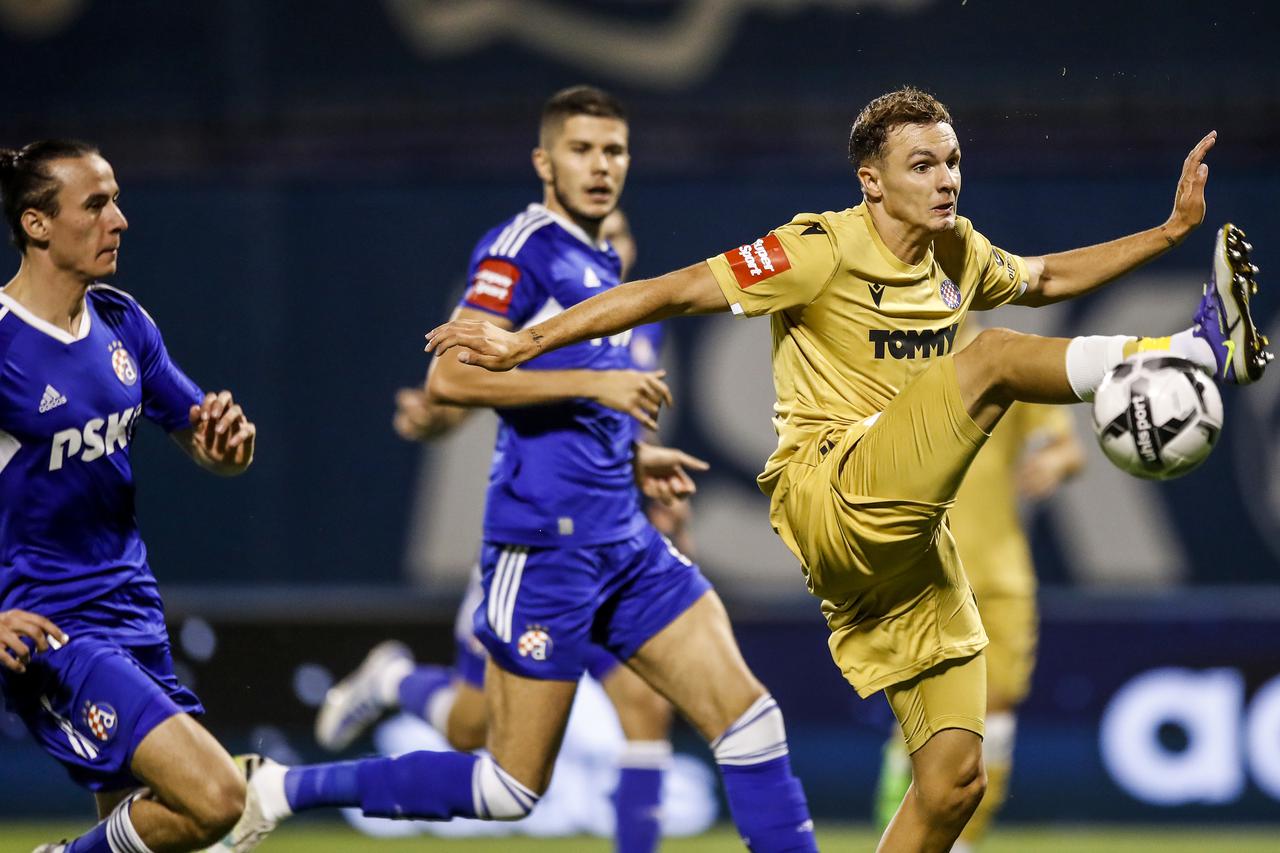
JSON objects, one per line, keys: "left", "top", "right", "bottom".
{"left": 1092, "top": 353, "right": 1224, "bottom": 480}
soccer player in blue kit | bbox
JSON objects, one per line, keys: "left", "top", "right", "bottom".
{"left": 0, "top": 141, "right": 257, "bottom": 853}
{"left": 226, "top": 87, "right": 819, "bottom": 853}
{"left": 317, "top": 208, "right": 686, "bottom": 852}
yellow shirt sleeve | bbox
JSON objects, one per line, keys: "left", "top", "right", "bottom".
{"left": 704, "top": 217, "right": 840, "bottom": 317}
{"left": 961, "top": 221, "right": 1029, "bottom": 311}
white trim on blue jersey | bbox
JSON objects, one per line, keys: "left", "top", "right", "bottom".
{"left": 88, "top": 283, "right": 158, "bottom": 326}
{"left": 489, "top": 207, "right": 553, "bottom": 258}
{"left": 0, "top": 290, "right": 92, "bottom": 344}
{"left": 488, "top": 546, "right": 529, "bottom": 643}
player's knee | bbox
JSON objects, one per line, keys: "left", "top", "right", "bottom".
{"left": 711, "top": 693, "right": 788, "bottom": 766}
{"left": 958, "top": 327, "right": 1021, "bottom": 404}
{"left": 916, "top": 748, "right": 986, "bottom": 826}
{"left": 183, "top": 769, "right": 247, "bottom": 842}
{"left": 473, "top": 755, "right": 540, "bottom": 821}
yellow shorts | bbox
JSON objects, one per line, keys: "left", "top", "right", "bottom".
{"left": 886, "top": 652, "right": 987, "bottom": 753}
{"left": 771, "top": 357, "right": 990, "bottom": 697}
{"left": 974, "top": 589, "right": 1038, "bottom": 706}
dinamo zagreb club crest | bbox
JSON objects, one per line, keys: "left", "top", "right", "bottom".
{"left": 83, "top": 701, "right": 118, "bottom": 742}
{"left": 517, "top": 626, "right": 552, "bottom": 661}
{"left": 108, "top": 340, "right": 138, "bottom": 386}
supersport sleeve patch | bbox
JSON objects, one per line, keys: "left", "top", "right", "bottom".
{"left": 463, "top": 258, "right": 522, "bottom": 316}
{"left": 705, "top": 217, "right": 839, "bottom": 318}
{"left": 724, "top": 235, "right": 793, "bottom": 289}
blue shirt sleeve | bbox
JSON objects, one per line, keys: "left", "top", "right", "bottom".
{"left": 459, "top": 253, "right": 545, "bottom": 328}
{"left": 132, "top": 305, "right": 204, "bottom": 433}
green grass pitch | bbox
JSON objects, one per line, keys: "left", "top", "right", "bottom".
{"left": 8, "top": 823, "right": 1280, "bottom": 851}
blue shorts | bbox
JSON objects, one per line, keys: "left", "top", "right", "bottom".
{"left": 0, "top": 634, "right": 203, "bottom": 792}
{"left": 454, "top": 564, "right": 627, "bottom": 687}
{"left": 473, "top": 524, "right": 711, "bottom": 681}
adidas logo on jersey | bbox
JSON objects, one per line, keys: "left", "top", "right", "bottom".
{"left": 48, "top": 404, "right": 142, "bottom": 471}
{"left": 583, "top": 266, "right": 602, "bottom": 288}
{"left": 38, "top": 385, "right": 68, "bottom": 414}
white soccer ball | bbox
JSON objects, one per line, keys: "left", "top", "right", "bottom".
{"left": 1092, "top": 353, "right": 1224, "bottom": 480}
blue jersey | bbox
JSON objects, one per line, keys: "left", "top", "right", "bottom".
{"left": 0, "top": 285, "right": 203, "bottom": 643}
{"left": 459, "top": 203, "right": 647, "bottom": 546}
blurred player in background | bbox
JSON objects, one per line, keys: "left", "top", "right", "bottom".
{"left": 225, "top": 87, "right": 817, "bottom": 853}
{"left": 316, "top": 208, "right": 688, "bottom": 853}
{"left": 0, "top": 141, "right": 257, "bottom": 853}
{"left": 425, "top": 86, "right": 1269, "bottom": 852}
{"left": 872, "top": 320, "right": 1086, "bottom": 850}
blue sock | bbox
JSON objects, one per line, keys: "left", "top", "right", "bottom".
{"left": 64, "top": 821, "right": 110, "bottom": 853}
{"left": 356, "top": 750, "right": 480, "bottom": 819}
{"left": 66, "top": 797, "right": 149, "bottom": 853}
{"left": 397, "top": 664, "right": 454, "bottom": 721}
{"left": 613, "top": 765, "right": 663, "bottom": 853}
{"left": 285, "top": 760, "right": 362, "bottom": 811}
{"left": 720, "top": 755, "right": 818, "bottom": 853}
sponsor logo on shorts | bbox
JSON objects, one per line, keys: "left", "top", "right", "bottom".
{"left": 939, "top": 278, "right": 961, "bottom": 309}
{"left": 465, "top": 258, "right": 521, "bottom": 314}
{"left": 868, "top": 323, "right": 959, "bottom": 360}
{"left": 724, "top": 234, "right": 792, "bottom": 288}
{"left": 108, "top": 340, "right": 138, "bottom": 386}
{"left": 83, "top": 701, "right": 118, "bottom": 742}
{"left": 517, "top": 625, "right": 552, "bottom": 661}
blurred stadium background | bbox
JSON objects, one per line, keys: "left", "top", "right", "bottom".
{"left": 3, "top": 0, "right": 1279, "bottom": 848}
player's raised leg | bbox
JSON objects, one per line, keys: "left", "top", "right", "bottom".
{"left": 626, "top": 591, "right": 818, "bottom": 853}
{"left": 957, "top": 223, "right": 1270, "bottom": 432}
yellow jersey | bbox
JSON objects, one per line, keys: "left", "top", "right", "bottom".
{"left": 705, "top": 203, "right": 1029, "bottom": 495}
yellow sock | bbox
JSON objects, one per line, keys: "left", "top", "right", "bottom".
{"left": 960, "top": 760, "right": 1011, "bottom": 845}
{"left": 1122, "top": 335, "right": 1172, "bottom": 358}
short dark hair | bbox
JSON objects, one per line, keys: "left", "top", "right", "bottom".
{"left": 539, "top": 85, "right": 627, "bottom": 145}
{"left": 0, "top": 139, "right": 100, "bottom": 252}
{"left": 848, "top": 87, "right": 952, "bottom": 167}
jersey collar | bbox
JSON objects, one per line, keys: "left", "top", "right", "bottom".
{"left": 529, "top": 203, "right": 610, "bottom": 252}
{"left": 0, "top": 289, "right": 93, "bottom": 344}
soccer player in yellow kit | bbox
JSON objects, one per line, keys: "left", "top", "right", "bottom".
{"left": 425, "top": 87, "right": 1270, "bottom": 852}
{"left": 872, "top": 321, "right": 1086, "bottom": 851}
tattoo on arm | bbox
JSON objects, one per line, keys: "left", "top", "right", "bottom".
{"left": 1159, "top": 225, "right": 1177, "bottom": 249}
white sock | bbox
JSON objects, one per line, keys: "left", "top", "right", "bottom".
{"left": 619, "top": 739, "right": 673, "bottom": 769}
{"left": 106, "top": 794, "right": 154, "bottom": 853}
{"left": 1065, "top": 335, "right": 1131, "bottom": 402}
{"left": 425, "top": 685, "right": 458, "bottom": 732}
{"left": 252, "top": 760, "right": 293, "bottom": 823}
{"left": 376, "top": 657, "right": 414, "bottom": 707}
{"left": 1170, "top": 328, "right": 1216, "bottom": 374}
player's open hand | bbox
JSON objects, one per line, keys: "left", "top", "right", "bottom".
{"left": 0, "top": 609, "right": 69, "bottom": 673}
{"left": 590, "top": 370, "right": 674, "bottom": 430}
{"left": 633, "top": 441, "right": 710, "bottom": 505}
{"left": 1164, "top": 131, "right": 1216, "bottom": 243}
{"left": 187, "top": 390, "right": 255, "bottom": 474}
{"left": 425, "top": 318, "right": 532, "bottom": 372}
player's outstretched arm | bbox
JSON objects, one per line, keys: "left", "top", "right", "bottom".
{"left": 393, "top": 386, "right": 473, "bottom": 442}
{"left": 427, "top": 307, "right": 676, "bottom": 429}
{"left": 426, "top": 262, "right": 729, "bottom": 372}
{"left": 172, "top": 390, "right": 256, "bottom": 476}
{"left": 0, "top": 609, "right": 70, "bottom": 673}
{"left": 1017, "top": 131, "right": 1215, "bottom": 306}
